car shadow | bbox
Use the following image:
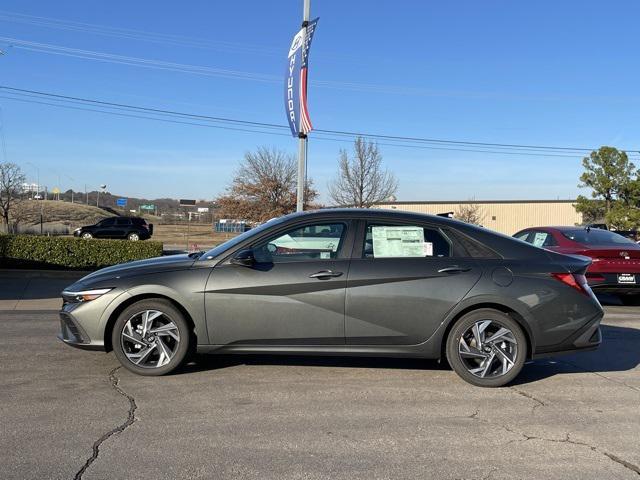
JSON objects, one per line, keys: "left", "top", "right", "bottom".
{"left": 512, "top": 324, "right": 640, "bottom": 384}
{"left": 178, "top": 324, "right": 640, "bottom": 385}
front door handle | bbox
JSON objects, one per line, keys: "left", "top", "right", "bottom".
{"left": 438, "top": 266, "right": 472, "bottom": 274}
{"left": 309, "top": 270, "right": 343, "bottom": 279}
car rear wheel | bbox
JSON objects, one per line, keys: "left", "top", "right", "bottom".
{"left": 112, "top": 299, "right": 190, "bottom": 376}
{"left": 81, "top": 232, "right": 93, "bottom": 239}
{"left": 446, "top": 309, "right": 527, "bottom": 387}
{"left": 127, "top": 232, "right": 140, "bottom": 241}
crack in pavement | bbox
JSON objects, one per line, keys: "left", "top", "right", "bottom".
{"left": 509, "top": 387, "right": 546, "bottom": 411}
{"left": 467, "top": 409, "right": 640, "bottom": 477}
{"left": 73, "top": 366, "right": 137, "bottom": 480}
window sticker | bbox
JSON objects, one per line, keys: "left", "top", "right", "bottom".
{"left": 371, "top": 226, "right": 424, "bottom": 257}
{"left": 532, "top": 232, "right": 548, "bottom": 247}
{"left": 422, "top": 242, "right": 433, "bottom": 257}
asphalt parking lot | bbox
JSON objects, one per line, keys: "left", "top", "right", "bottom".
{"left": 1, "top": 291, "right": 639, "bottom": 479}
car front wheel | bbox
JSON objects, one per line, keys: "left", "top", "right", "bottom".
{"left": 112, "top": 299, "right": 190, "bottom": 376}
{"left": 446, "top": 309, "right": 527, "bottom": 387}
{"left": 81, "top": 232, "right": 93, "bottom": 239}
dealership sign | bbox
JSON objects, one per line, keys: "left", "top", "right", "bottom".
{"left": 284, "top": 18, "right": 319, "bottom": 137}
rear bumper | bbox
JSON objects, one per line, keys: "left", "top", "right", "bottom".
{"left": 588, "top": 272, "right": 640, "bottom": 295}
{"left": 533, "top": 311, "right": 603, "bottom": 358}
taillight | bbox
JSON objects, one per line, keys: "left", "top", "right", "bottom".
{"left": 552, "top": 273, "right": 591, "bottom": 296}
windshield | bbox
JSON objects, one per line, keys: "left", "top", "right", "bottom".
{"left": 561, "top": 229, "right": 635, "bottom": 246}
{"left": 200, "top": 216, "right": 285, "bottom": 260}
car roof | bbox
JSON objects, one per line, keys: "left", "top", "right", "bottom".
{"left": 284, "top": 208, "right": 456, "bottom": 224}
{"left": 518, "top": 226, "right": 586, "bottom": 232}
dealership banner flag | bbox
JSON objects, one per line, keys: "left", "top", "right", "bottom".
{"left": 284, "top": 18, "right": 319, "bottom": 137}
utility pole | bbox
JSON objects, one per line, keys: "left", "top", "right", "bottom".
{"left": 296, "top": 0, "right": 311, "bottom": 212}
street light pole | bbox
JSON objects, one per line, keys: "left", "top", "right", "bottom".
{"left": 296, "top": 0, "right": 311, "bottom": 212}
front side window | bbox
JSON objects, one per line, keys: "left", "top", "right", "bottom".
{"left": 253, "top": 223, "right": 346, "bottom": 263}
{"left": 363, "top": 224, "right": 451, "bottom": 258}
{"left": 514, "top": 231, "right": 531, "bottom": 242}
{"left": 100, "top": 218, "right": 115, "bottom": 227}
{"left": 530, "top": 231, "right": 556, "bottom": 247}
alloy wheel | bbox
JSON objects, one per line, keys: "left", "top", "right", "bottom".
{"left": 128, "top": 233, "right": 140, "bottom": 241}
{"left": 120, "top": 310, "right": 180, "bottom": 368}
{"left": 458, "top": 320, "right": 518, "bottom": 378}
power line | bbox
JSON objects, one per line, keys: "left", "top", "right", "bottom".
{"left": 1, "top": 85, "right": 638, "bottom": 159}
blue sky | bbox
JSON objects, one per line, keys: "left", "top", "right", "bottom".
{"left": 1, "top": 0, "right": 639, "bottom": 202}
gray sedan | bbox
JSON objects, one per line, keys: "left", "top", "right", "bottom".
{"left": 59, "top": 209, "right": 603, "bottom": 387}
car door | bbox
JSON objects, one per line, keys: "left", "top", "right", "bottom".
{"left": 113, "top": 218, "right": 131, "bottom": 238}
{"left": 94, "top": 218, "right": 115, "bottom": 238}
{"left": 345, "top": 220, "right": 482, "bottom": 345}
{"left": 204, "top": 220, "right": 354, "bottom": 345}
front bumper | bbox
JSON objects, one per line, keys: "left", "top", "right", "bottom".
{"left": 58, "top": 311, "right": 104, "bottom": 351}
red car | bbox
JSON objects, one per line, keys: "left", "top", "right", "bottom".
{"left": 514, "top": 226, "right": 640, "bottom": 305}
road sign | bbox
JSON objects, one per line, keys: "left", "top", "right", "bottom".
{"left": 140, "top": 204, "right": 155, "bottom": 211}
{"left": 179, "top": 199, "right": 196, "bottom": 207}
{"left": 116, "top": 198, "right": 127, "bottom": 207}
{"left": 197, "top": 207, "right": 209, "bottom": 213}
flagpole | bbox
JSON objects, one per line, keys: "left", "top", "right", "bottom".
{"left": 296, "top": 0, "right": 311, "bottom": 212}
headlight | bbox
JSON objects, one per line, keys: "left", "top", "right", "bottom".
{"left": 62, "top": 288, "right": 113, "bottom": 303}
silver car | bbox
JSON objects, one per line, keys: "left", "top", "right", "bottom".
{"left": 59, "top": 209, "right": 603, "bottom": 387}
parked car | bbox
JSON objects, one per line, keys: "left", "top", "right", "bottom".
{"left": 59, "top": 209, "right": 603, "bottom": 387}
{"left": 514, "top": 226, "right": 640, "bottom": 305}
{"left": 73, "top": 216, "right": 153, "bottom": 241}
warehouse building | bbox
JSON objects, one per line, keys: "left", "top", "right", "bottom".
{"left": 373, "top": 200, "right": 582, "bottom": 236}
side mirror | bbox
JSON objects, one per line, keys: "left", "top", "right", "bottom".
{"left": 230, "top": 249, "right": 255, "bottom": 267}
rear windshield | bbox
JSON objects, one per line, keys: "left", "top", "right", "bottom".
{"left": 561, "top": 229, "right": 635, "bottom": 246}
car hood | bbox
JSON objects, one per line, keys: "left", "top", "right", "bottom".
{"left": 70, "top": 254, "right": 197, "bottom": 288}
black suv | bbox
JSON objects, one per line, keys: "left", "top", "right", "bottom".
{"left": 74, "top": 217, "right": 153, "bottom": 241}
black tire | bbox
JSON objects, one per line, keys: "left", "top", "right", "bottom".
{"left": 127, "top": 232, "right": 140, "bottom": 241}
{"left": 620, "top": 295, "right": 640, "bottom": 306}
{"left": 446, "top": 309, "right": 527, "bottom": 388}
{"left": 112, "top": 299, "right": 190, "bottom": 376}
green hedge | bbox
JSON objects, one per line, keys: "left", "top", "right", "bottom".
{"left": 0, "top": 235, "right": 164, "bottom": 269}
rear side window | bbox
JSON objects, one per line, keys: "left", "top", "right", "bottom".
{"left": 444, "top": 228, "right": 500, "bottom": 258}
{"left": 363, "top": 224, "right": 451, "bottom": 258}
{"left": 115, "top": 218, "right": 131, "bottom": 226}
{"left": 131, "top": 218, "right": 147, "bottom": 226}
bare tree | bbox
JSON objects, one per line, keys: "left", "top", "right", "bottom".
{"left": 215, "top": 147, "right": 318, "bottom": 223}
{"left": 455, "top": 200, "right": 485, "bottom": 226}
{"left": 0, "top": 162, "right": 26, "bottom": 233}
{"left": 328, "top": 137, "right": 398, "bottom": 208}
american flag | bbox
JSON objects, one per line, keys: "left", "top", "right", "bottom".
{"left": 284, "top": 18, "right": 318, "bottom": 137}
{"left": 299, "top": 20, "right": 317, "bottom": 135}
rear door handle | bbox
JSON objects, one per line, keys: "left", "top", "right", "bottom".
{"left": 438, "top": 266, "right": 472, "bottom": 274}
{"left": 309, "top": 270, "right": 343, "bottom": 279}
